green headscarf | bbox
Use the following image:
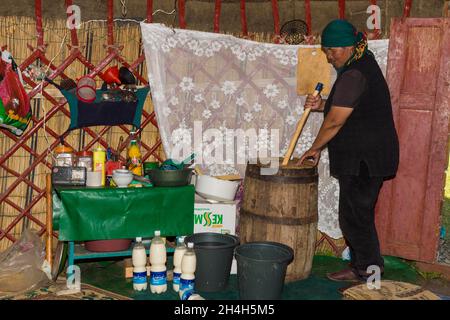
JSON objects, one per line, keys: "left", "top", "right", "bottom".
{"left": 322, "top": 19, "right": 360, "bottom": 48}
{"left": 321, "top": 19, "right": 373, "bottom": 74}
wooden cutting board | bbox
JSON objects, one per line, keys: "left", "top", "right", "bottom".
{"left": 297, "top": 47, "right": 331, "bottom": 96}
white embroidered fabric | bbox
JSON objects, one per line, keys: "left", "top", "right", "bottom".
{"left": 141, "top": 23, "right": 389, "bottom": 239}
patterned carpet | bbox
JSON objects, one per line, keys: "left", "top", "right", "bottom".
{"left": 0, "top": 278, "right": 132, "bottom": 300}
{"left": 342, "top": 280, "right": 441, "bottom": 300}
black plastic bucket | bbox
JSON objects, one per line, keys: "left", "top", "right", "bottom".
{"left": 185, "top": 232, "right": 240, "bottom": 292}
{"left": 235, "top": 241, "right": 294, "bottom": 300}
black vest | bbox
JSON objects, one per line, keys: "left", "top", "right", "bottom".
{"left": 324, "top": 54, "right": 399, "bottom": 177}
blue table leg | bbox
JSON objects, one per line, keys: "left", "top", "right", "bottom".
{"left": 67, "top": 241, "right": 75, "bottom": 278}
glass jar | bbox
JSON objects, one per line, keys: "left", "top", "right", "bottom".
{"left": 76, "top": 150, "right": 93, "bottom": 171}
{"left": 54, "top": 145, "right": 74, "bottom": 167}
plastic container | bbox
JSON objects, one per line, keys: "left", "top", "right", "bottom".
{"left": 179, "top": 242, "right": 196, "bottom": 300}
{"left": 93, "top": 148, "right": 106, "bottom": 186}
{"left": 184, "top": 233, "right": 239, "bottom": 292}
{"left": 127, "top": 138, "right": 142, "bottom": 176}
{"left": 132, "top": 237, "right": 148, "bottom": 291}
{"left": 112, "top": 169, "right": 133, "bottom": 188}
{"left": 172, "top": 236, "right": 187, "bottom": 292}
{"left": 235, "top": 241, "right": 294, "bottom": 300}
{"left": 76, "top": 150, "right": 93, "bottom": 171}
{"left": 195, "top": 175, "right": 239, "bottom": 202}
{"left": 54, "top": 145, "right": 74, "bottom": 167}
{"left": 86, "top": 171, "right": 102, "bottom": 187}
{"left": 149, "top": 230, "right": 167, "bottom": 294}
{"left": 84, "top": 239, "right": 132, "bottom": 252}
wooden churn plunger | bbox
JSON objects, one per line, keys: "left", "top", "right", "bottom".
{"left": 282, "top": 82, "right": 324, "bottom": 167}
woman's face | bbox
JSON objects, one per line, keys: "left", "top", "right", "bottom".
{"left": 321, "top": 46, "right": 354, "bottom": 69}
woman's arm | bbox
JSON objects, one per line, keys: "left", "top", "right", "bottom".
{"left": 297, "top": 105, "right": 353, "bottom": 165}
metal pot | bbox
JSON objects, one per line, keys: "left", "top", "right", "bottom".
{"left": 149, "top": 168, "right": 193, "bottom": 187}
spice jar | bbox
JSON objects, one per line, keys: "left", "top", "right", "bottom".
{"left": 76, "top": 151, "right": 93, "bottom": 171}
{"left": 54, "top": 145, "right": 74, "bottom": 167}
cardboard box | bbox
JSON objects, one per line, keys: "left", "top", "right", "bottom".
{"left": 194, "top": 195, "right": 238, "bottom": 274}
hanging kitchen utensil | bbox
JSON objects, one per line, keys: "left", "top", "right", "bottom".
{"left": 76, "top": 75, "right": 96, "bottom": 103}
{"left": 103, "top": 66, "right": 121, "bottom": 85}
{"left": 119, "top": 66, "right": 136, "bottom": 85}
{"left": 115, "top": 136, "right": 124, "bottom": 161}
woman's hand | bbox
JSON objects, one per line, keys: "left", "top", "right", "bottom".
{"left": 297, "top": 148, "right": 321, "bottom": 166}
{"left": 304, "top": 94, "right": 323, "bottom": 111}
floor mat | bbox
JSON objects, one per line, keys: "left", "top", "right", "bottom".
{"left": 0, "top": 278, "right": 132, "bottom": 300}
{"left": 77, "top": 255, "right": 426, "bottom": 300}
{"left": 342, "top": 280, "right": 441, "bottom": 300}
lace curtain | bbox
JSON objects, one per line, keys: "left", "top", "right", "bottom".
{"left": 141, "top": 23, "right": 389, "bottom": 239}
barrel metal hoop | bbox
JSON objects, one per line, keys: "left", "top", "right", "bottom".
{"left": 240, "top": 209, "right": 318, "bottom": 226}
{"left": 245, "top": 174, "right": 318, "bottom": 184}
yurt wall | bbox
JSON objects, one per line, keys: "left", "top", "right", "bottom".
{"left": 0, "top": 0, "right": 448, "bottom": 256}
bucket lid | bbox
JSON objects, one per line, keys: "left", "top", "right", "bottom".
{"left": 55, "top": 145, "right": 74, "bottom": 154}
{"left": 235, "top": 241, "right": 294, "bottom": 264}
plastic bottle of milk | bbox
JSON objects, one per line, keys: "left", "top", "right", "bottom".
{"left": 179, "top": 242, "right": 196, "bottom": 300}
{"left": 149, "top": 230, "right": 167, "bottom": 294}
{"left": 172, "top": 236, "right": 187, "bottom": 292}
{"left": 132, "top": 237, "right": 148, "bottom": 291}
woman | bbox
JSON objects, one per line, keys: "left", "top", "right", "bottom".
{"left": 298, "top": 19, "right": 399, "bottom": 282}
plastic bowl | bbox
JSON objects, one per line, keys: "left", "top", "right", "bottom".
{"left": 112, "top": 169, "right": 133, "bottom": 187}
{"left": 195, "top": 175, "right": 239, "bottom": 201}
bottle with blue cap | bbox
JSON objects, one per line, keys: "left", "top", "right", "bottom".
{"left": 172, "top": 236, "right": 187, "bottom": 292}
{"left": 132, "top": 237, "right": 147, "bottom": 291}
{"left": 149, "top": 230, "right": 167, "bottom": 294}
{"left": 179, "top": 242, "right": 196, "bottom": 300}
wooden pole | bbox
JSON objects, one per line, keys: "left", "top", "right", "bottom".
{"left": 271, "top": 0, "right": 280, "bottom": 36}
{"left": 444, "top": 1, "right": 449, "bottom": 17}
{"left": 305, "top": 0, "right": 312, "bottom": 35}
{"left": 338, "top": 0, "right": 346, "bottom": 19}
{"left": 179, "top": 0, "right": 186, "bottom": 29}
{"left": 240, "top": 0, "right": 248, "bottom": 36}
{"left": 403, "top": 0, "right": 413, "bottom": 18}
{"left": 214, "top": 0, "right": 222, "bottom": 33}
{"left": 147, "top": 0, "right": 153, "bottom": 23}
{"left": 45, "top": 173, "right": 53, "bottom": 267}
{"left": 282, "top": 83, "right": 323, "bottom": 167}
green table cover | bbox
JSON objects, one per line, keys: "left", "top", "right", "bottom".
{"left": 53, "top": 186, "right": 194, "bottom": 241}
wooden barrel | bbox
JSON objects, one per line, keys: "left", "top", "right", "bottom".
{"left": 240, "top": 160, "right": 318, "bottom": 282}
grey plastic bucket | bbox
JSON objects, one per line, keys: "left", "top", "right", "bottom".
{"left": 235, "top": 241, "right": 294, "bottom": 300}
{"left": 185, "top": 232, "right": 240, "bottom": 292}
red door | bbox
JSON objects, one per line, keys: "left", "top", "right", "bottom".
{"left": 375, "top": 18, "right": 450, "bottom": 263}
